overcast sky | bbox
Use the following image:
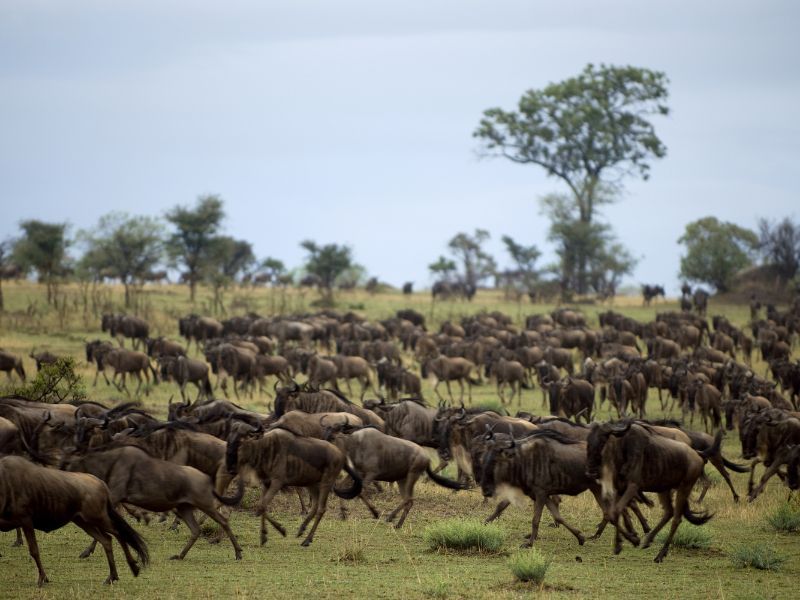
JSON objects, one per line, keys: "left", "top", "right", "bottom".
{"left": 1, "top": 1, "right": 798, "bottom": 293}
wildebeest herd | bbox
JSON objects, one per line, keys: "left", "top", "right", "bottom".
{"left": 1, "top": 296, "right": 800, "bottom": 587}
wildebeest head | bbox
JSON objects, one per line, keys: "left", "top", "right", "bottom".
{"left": 273, "top": 381, "right": 301, "bottom": 417}
{"left": 585, "top": 421, "right": 631, "bottom": 480}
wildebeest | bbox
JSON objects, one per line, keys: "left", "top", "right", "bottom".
{"left": 102, "top": 314, "right": 150, "bottom": 350}
{"left": 479, "top": 429, "right": 600, "bottom": 547}
{"left": 325, "top": 424, "right": 466, "bottom": 528}
{"left": 0, "top": 350, "right": 25, "bottom": 381}
{"left": 488, "top": 357, "right": 530, "bottom": 405}
{"left": 274, "top": 382, "right": 384, "bottom": 428}
{"left": 145, "top": 337, "right": 186, "bottom": 359}
{"left": 421, "top": 356, "right": 480, "bottom": 403}
{"left": 431, "top": 280, "right": 476, "bottom": 301}
{"left": 226, "top": 426, "right": 362, "bottom": 546}
{"left": 0, "top": 455, "right": 149, "bottom": 586}
{"left": 28, "top": 350, "right": 59, "bottom": 372}
{"left": 330, "top": 355, "right": 374, "bottom": 399}
{"left": 159, "top": 355, "right": 213, "bottom": 402}
{"left": 641, "top": 284, "right": 665, "bottom": 306}
{"left": 85, "top": 339, "right": 115, "bottom": 386}
{"left": 61, "top": 445, "right": 243, "bottom": 561}
{"left": 547, "top": 377, "right": 594, "bottom": 423}
{"left": 693, "top": 289, "right": 709, "bottom": 316}
{"left": 307, "top": 355, "right": 339, "bottom": 389}
{"left": 586, "top": 422, "right": 716, "bottom": 562}
{"left": 104, "top": 347, "right": 158, "bottom": 396}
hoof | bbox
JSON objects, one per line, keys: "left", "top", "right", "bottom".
{"left": 276, "top": 526, "right": 287, "bottom": 537}
{"left": 300, "top": 539, "right": 311, "bottom": 547}
{"left": 260, "top": 533, "right": 267, "bottom": 546}
{"left": 733, "top": 495, "right": 740, "bottom": 503}
{"left": 577, "top": 535, "right": 585, "bottom": 546}
{"left": 103, "top": 576, "right": 118, "bottom": 585}
{"left": 130, "top": 564, "right": 140, "bottom": 578}
{"left": 79, "top": 550, "right": 92, "bottom": 559}
{"left": 654, "top": 554, "right": 665, "bottom": 563}
{"left": 235, "top": 552, "right": 243, "bottom": 561}
{"left": 519, "top": 541, "right": 532, "bottom": 549}
{"left": 169, "top": 554, "right": 183, "bottom": 560}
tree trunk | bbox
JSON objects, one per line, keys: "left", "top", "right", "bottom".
{"left": 124, "top": 281, "right": 131, "bottom": 308}
{"left": 0, "top": 279, "right": 4, "bottom": 312}
{"left": 190, "top": 277, "right": 196, "bottom": 302}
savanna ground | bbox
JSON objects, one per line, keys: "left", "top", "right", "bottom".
{"left": 0, "top": 281, "right": 798, "bottom": 599}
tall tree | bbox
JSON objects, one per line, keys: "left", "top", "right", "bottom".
{"left": 165, "top": 195, "right": 225, "bottom": 301}
{"left": 13, "top": 220, "right": 70, "bottom": 304}
{"left": 447, "top": 229, "right": 497, "bottom": 288}
{"left": 259, "top": 257, "right": 286, "bottom": 285}
{"left": 475, "top": 64, "right": 669, "bottom": 293}
{"left": 501, "top": 235, "right": 541, "bottom": 295}
{"left": 678, "top": 217, "right": 758, "bottom": 293}
{"left": 203, "top": 236, "right": 254, "bottom": 314}
{"left": 300, "top": 240, "right": 353, "bottom": 302}
{"left": 79, "top": 213, "right": 164, "bottom": 307}
{"left": 758, "top": 217, "right": 800, "bottom": 281}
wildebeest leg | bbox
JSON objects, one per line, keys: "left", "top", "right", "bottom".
{"left": 432, "top": 378, "right": 444, "bottom": 403}
{"left": 75, "top": 521, "right": 120, "bottom": 584}
{"left": 198, "top": 507, "right": 242, "bottom": 560}
{"left": 496, "top": 381, "right": 504, "bottom": 404}
{"left": 79, "top": 538, "right": 98, "bottom": 559}
{"left": 749, "top": 449, "right": 791, "bottom": 501}
{"left": 12, "top": 527, "right": 23, "bottom": 546}
{"left": 22, "top": 525, "right": 49, "bottom": 586}
{"left": 295, "top": 487, "right": 309, "bottom": 516}
{"left": 695, "top": 471, "right": 712, "bottom": 503}
{"left": 628, "top": 501, "right": 651, "bottom": 534}
{"left": 259, "top": 481, "right": 287, "bottom": 545}
{"left": 345, "top": 377, "right": 354, "bottom": 399}
{"left": 747, "top": 458, "right": 762, "bottom": 496}
{"left": 653, "top": 490, "right": 686, "bottom": 563}
{"left": 484, "top": 500, "right": 511, "bottom": 524}
{"left": 640, "top": 492, "right": 674, "bottom": 550}
{"left": 545, "top": 497, "right": 584, "bottom": 545}
{"left": 432, "top": 456, "right": 449, "bottom": 474}
{"left": 300, "top": 485, "right": 331, "bottom": 547}
{"left": 708, "top": 458, "right": 739, "bottom": 502}
{"left": 521, "top": 494, "right": 546, "bottom": 548}
{"left": 445, "top": 380, "right": 454, "bottom": 403}
{"left": 170, "top": 505, "right": 201, "bottom": 560}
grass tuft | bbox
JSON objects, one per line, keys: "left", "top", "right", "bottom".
{"left": 508, "top": 548, "right": 551, "bottom": 584}
{"left": 423, "top": 519, "right": 505, "bottom": 553}
{"left": 729, "top": 543, "right": 786, "bottom": 571}
{"left": 767, "top": 502, "right": 800, "bottom": 533}
{"left": 655, "top": 523, "right": 712, "bottom": 549}
{"left": 423, "top": 580, "right": 450, "bottom": 598}
{"left": 334, "top": 541, "right": 367, "bottom": 564}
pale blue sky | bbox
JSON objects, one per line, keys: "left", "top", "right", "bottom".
{"left": 1, "top": 1, "right": 798, "bottom": 293}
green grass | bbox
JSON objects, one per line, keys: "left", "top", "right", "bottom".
{"left": 423, "top": 519, "right": 505, "bottom": 553}
{"left": 655, "top": 523, "right": 712, "bottom": 550}
{"left": 730, "top": 543, "right": 786, "bottom": 571}
{"left": 0, "top": 282, "right": 798, "bottom": 597}
{"left": 767, "top": 502, "right": 800, "bottom": 533}
{"left": 508, "top": 548, "right": 551, "bottom": 584}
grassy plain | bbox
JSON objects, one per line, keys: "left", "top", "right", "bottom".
{"left": 0, "top": 281, "right": 798, "bottom": 599}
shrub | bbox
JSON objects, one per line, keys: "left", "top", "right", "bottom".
{"left": 508, "top": 548, "right": 551, "bottom": 584}
{"left": 729, "top": 543, "right": 785, "bottom": 571}
{"left": 655, "top": 523, "right": 712, "bottom": 549}
{"left": 767, "top": 503, "right": 800, "bottom": 533}
{"left": 423, "top": 519, "right": 504, "bottom": 553}
{"left": 5, "top": 356, "right": 86, "bottom": 403}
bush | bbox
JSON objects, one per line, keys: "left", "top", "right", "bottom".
{"left": 4, "top": 356, "right": 86, "bottom": 403}
{"left": 655, "top": 523, "right": 712, "bottom": 549}
{"left": 508, "top": 548, "right": 551, "bottom": 584}
{"left": 730, "top": 543, "right": 785, "bottom": 571}
{"left": 423, "top": 519, "right": 504, "bottom": 553}
{"left": 767, "top": 503, "right": 800, "bottom": 533}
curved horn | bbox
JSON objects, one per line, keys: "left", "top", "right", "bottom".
{"left": 319, "top": 414, "right": 330, "bottom": 428}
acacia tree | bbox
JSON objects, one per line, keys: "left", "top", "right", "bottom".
{"left": 447, "top": 229, "right": 497, "bottom": 288}
{"left": 165, "top": 195, "right": 225, "bottom": 301}
{"left": 501, "top": 235, "right": 540, "bottom": 295}
{"left": 13, "top": 220, "right": 70, "bottom": 304}
{"left": 428, "top": 256, "right": 457, "bottom": 281}
{"left": 79, "top": 213, "right": 164, "bottom": 307}
{"left": 259, "top": 257, "right": 286, "bottom": 285}
{"left": 758, "top": 217, "right": 800, "bottom": 281}
{"left": 475, "top": 63, "right": 669, "bottom": 293}
{"left": 678, "top": 217, "right": 758, "bottom": 292}
{"left": 300, "top": 240, "right": 353, "bottom": 303}
{"left": 203, "top": 236, "right": 254, "bottom": 314}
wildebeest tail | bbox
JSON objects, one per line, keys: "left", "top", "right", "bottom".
{"left": 698, "top": 428, "right": 722, "bottom": 461}
{"left": 426, "top": 466, "right": 469, "bottom": 490}
{"left": 682, "top": 502, "right": 712, "bottom": 526}
{"left": 107, "top": 500, "right": 150, "bottom": 570}
{"left": 213, "top": 478, "right": 245, "bottom": 506}
{"left": 334, "top": 463, "right": 363, "bottom": 500}
{"left": 722, "top": 456, "right": 749, "bottom": 473}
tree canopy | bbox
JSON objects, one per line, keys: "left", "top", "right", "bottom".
{"left": 678, "top": 217, "right": 758, "bottom": 292}
{"left": 475, "top": 64, "right": 668, "bottom": 293}
{"left": 79, "top": 212, "right": 164, "bottom": 307}
{"left": 13, "top": 220, "right": 70, "bottom": 304}
{"left": 758, "top": 217, "right": 800, "bottom": 281}
{"left": 300, "top": 240, "right": 354, "bottom": 301}
{"left": 165, "top": 195, "right": 225, "bottom": 301}
{"left": 446, "top": 229, "right": 497, "bottom": 288}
